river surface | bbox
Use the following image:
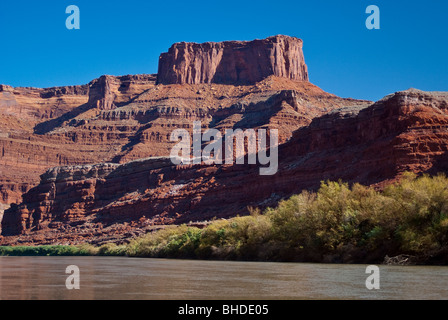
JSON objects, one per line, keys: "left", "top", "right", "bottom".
{"left": 0, "top": 256, "right": 447, "bottom": 300}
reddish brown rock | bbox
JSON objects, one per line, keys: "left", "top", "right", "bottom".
{"left": 0, "top": 74, "right": 357, "bottom": 205}
{"left": 2, "top": 36, "right": 446, "bottom": 246}
{"left": 157, "top": 35, "right": 309, "bottom": 85}
{"left": 1, "top": 89, "right": 447, "bottom": 245}
{"left": 0, "top": 37, "right": 352, "bottom": 206}
{"left": 0, "top": 74, "right": 157, "bottom": 203}
{"left": 87, "top": 74, "right": 157, "bottom": 110}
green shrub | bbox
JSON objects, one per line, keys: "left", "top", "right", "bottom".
{"left": 126, "top": 225, "right": 202, "bottom": 258}
{"left": 3, "top": 172, "right": 447, "bottom": 263}
{"left": 0, "top": 245, "right": 95, "bottom": 256}
{"left": 121, "top": 172, "right": 448, "bottom": 262}
{"left": 98, "top": 243, "right": 127, "bottom": 256}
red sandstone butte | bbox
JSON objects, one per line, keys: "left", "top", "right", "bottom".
{"left": 157, "top": 35, "right": 309, "bottom": 85}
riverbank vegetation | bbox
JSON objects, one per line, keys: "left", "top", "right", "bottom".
{"left": 1, "top": 173, "right": 447, "bottom": 264}
{"left": 0, "top": 245, "right": 97, "bottom": 256}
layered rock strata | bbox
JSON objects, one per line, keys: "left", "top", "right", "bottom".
{"left": 0, "top": 75, "right": 359, "bottom": 205}
{"left": 1, "top": 89, "right": 447, "bottom": 245}
{"left": 3, "top": 36, "right": 445, "bottom": 246}
{"left": 157, "top": 35, "right": 309, "bottom": 85}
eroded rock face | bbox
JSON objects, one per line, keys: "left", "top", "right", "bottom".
{"left": 0, "top": 74, "right": 357, "bottom": 205}
{"left": 157, "top": 35, "right": 309, "bottom": 85}
{"left": 0, "top": 36, "right": 325, "bottom": 207}
{"left": 87, "top": 74, "right": 157, "bottom": 110}
{"left": 1, "top": 35, "right": 446, "bottom": 246}
{"left": 1, "top": 89, "right": 447, "bottom": 245}
{"left": 0, "top": 74, "right": 157, "bottom": 205}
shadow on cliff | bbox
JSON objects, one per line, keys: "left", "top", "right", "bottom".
{"left": 423, "top": 151, "right": 448, "bottom": 177}
{"left": 110, "top": 123, "right": 159, "bottom": 163}
{"left": 33, "top": 103, "right": 94, "bottom": 135}
{"left": 209, "top": 93, "right": 285, "bottom": 130}
{"left": 210, "top": 49, "right": 268, "bottom": 85}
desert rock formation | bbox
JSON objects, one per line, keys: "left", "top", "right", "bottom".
{"left": 157, "top": 35, "right": 309, "bottom": 85}
{"left": 1, "top": 89, "right": 447, "bottom": 245}
{"left": 1, "top": 35, "right": 447, "bottom": 246}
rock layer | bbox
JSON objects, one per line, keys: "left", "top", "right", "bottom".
{"left": 157, "top": 35, "right": 309, "bottom": 85}
{"left": 0, "top": 74, "right": 157, "bottom": 205}
{"left": 0, "top": 74, "right": 358, "bottom": 205}
{"left": 2, "top": 36, "right": 447, "bottom": 246}
{"left": 1, "top": 89, "right": 447, "bottom": 245}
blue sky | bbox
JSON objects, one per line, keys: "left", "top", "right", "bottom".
{"left": 0, "top": 0, "right": 446, "bottom": 101}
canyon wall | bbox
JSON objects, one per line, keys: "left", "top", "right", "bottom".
{"left": 1, "top": 89, "right": 447, "bottom": 245}
{"left": 1, "top": 35, "right": 446, "bottom": 246}
{"left": 0, "top": 75, "right": 358, "bottom": 205}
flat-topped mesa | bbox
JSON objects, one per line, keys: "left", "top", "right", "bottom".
{"left": 157, "top": 35, "right": 309, "bottom": 85}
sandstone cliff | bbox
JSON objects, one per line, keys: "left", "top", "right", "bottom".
{"left": 87, "top": 74, "right": 157, "bottom": 111}
{"left": 0, "top": 75, "right": 358, "bottom": 205}
{"left": 1, "top": 89, "right": 447, "bottom": 245}
{"left": 0, "top": 36, "right": 322, "bottom": 207}
{"left": 157, "top": 35, "right": 309, "bottom": 85}
{"left": 0, "top": 74, "right": 157, "bottom": 204}
{"left": 1, "top": 35, "right": 446, "bottom": 246}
